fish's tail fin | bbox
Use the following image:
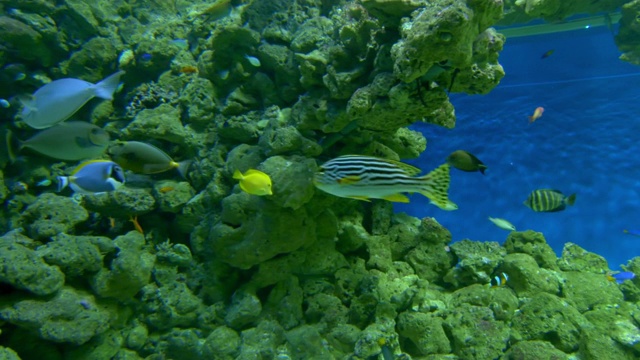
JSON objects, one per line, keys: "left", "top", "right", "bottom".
{"left": 176, "top": 160, "right": 191, "bottom": 178}
{"left": 56, "top": 176, "right": 69, "bottom": 192}
{"left": 92, "top": 70, "right": 125, "bottom": 100}
{"left": 418, "top": 163, "right": 452, "bottom": 209}
{"left": 566, "top": 193, "right": 577, "bottom": 206}
{"left": 479, "top": 165, "right": 488, "bottom": 175}
{"left": 528, "top": 116, "right": 534, "bottom": 123}
{"left": 5, "top": 129, "right": 22, "bottom": 163}
{"left": 232, "top": 169, "right": 244, "bottom": 180}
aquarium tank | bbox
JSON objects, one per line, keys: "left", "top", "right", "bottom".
{"left": 1, "top": 0, "right": 640, "bottom": 359}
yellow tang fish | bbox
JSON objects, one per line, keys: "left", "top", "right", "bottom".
{"left": 313, "top": 155, "right": 455, "bottom": 210}
{"left": 233, "top": 169, "right": 273, "bottom": 196}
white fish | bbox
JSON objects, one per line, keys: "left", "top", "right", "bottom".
{"left": 21, "top": 70, "right": 125, "bottom": 129}
{"left": 488, "top": 217, "right": 516, "bottom": 231}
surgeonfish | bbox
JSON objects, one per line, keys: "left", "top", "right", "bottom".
{"left": 313, "top": 155, "right": 453, "bottom": 210}
{"left": 57, "top": 160, "right": 125, "bottom": 194}
{"left": 107, "top": 141, "right": 190, "bottom": 177}
{"left": 528, "top": 106, "right": 544, "bottom": 123}
{"left": 524, "top": 189, "right": 576, "bottom": 212}
{"left": 233, "top": 169, "right": 273, "bottom": 196}
{"left": 21, "top": 70, "right": 125, "bottom": 129}
{"left": 446, "top": 150, "right": 487, "bottom": 174}
{"left": 607, "top": 271, "right": 635, "bottom": 284}
{"left": 6, "top": 121, "right": 110, "bottom": 161}
{"left": 488, "top": 273, "right": 509, "bottom": 288}
{"left": 488, "top": 217, "right": 516, "bottom": 231}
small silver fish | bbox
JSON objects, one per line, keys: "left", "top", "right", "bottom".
{"left": 488, "top": 217, "right": 516, "bottom": 231}
{"left": 314, "top": 155, "right": 453, "bottom": 209}
{"left": 57, "top": 160, "right": 125, "bottom": 194}
{"left": 21, "top": 70, "right": 125, "bottom": 129}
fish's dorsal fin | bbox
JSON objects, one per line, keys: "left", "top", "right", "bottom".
{"left": 72, "top": 160, "right": 110, "bottom": 175}
{"left": 245, "top": 169, "right": 266, "bottom": 176}
{"left": 379, "top": 158, "right": 422, "bottom": 176}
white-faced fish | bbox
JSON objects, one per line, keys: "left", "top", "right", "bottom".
{"left": 528, "top": 106, "right": 544, "bottom": 123}
{"left": 313, "top": 155, "right": 453, "bottom": 210}
{"left": 446, "top": 150, "right": 487, "bottom": 175}
{"left": 6, "top": 121, "right": 110, "bottom": 161}
{"left": 488, "top": 217, "right": 516, "bottom": 231}
{"left": 107, "top": 141, "right": 190, "bottom": 177}
{"left": 487, "top": 272, "right": 509, "bottom": 288}
{"left": 233, "top": 169, "right": 273, "bottom": 196}
{"left": 21, "top": 70, "right": 125, "bottom": 129}
{"left": 524, "top": 189, "right": 576, "bottom": 212}
{"left": 57, "top": 160, "right": 125, "bottom": 194}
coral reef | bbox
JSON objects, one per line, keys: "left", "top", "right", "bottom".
{"left": 1, "top": 0, "right": 639, "bottom": 359}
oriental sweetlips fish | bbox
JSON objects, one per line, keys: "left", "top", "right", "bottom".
{"left": 524, "top": 189, "right": 576, "bottom": 212}
{"left": 313, "top": 155, "right": 454, "bottom": 210}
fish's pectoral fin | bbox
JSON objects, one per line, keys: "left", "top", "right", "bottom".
{"left": 337, "top": 175, "right": 361, "bottom": 185}
{"left": 346, "top": 195, "right": 370, "bottom": 202}
{"left": 382, "top": 193, "right": 410, "bottom": 203}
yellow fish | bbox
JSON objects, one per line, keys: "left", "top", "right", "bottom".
{"left": 233, "top": 169, "right": 273, "bottom": 196}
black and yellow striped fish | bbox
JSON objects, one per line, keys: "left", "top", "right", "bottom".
{"left": 313, "top": 155, "right": 456, "bottom": 210}
{"left": 523, "top": 189, "right": 576, "bottom": 212}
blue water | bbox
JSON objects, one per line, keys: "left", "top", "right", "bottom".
{"left": 396, "top": 26, "right": 640, "bottom": 269}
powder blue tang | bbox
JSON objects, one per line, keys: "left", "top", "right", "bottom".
{"left": 57, "top": 160, "right": 126, "bottom": 194}
{"left": 21, "top": 70, "right": 125, "bottom": 129}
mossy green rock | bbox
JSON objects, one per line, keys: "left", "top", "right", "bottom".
{"left": 501, "top": 253, "right": 560, "bottom": 297}
{"left": 124, "top": 104, "right": 187, "bottom": 144}
{"left": 21, "top": 193, "right": 89, "bottom": 240}
{"left": 36, "top": 233, "right": 108, "bottom": 277}
{"left": 0, "top": 232, "right": 64, "bottom": 296}
{"left": 501, "top": 340, "right": 569, "bottom": 360}
{"left": 444, "top": 303, "right": 509, "bottom": 359}
{"left": 504, "top": 230, "right": 558, "bottom": 270}
{"left": 444, "top": 240, "right": 506, "bottom": 287}
{"left": 562, "top": 271, "right": 623, "bottom": 312}
{"left": 558, "top": 242, "right": 609, "bottom": 273}
{"left": 397, "top": 312, "right": 451, "bottom": 355}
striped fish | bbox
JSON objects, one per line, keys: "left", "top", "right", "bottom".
{"left": 313, "top": 155, "right": 455, "bottom": 210}
{"left": 523, "top": 189, "right": 576, "bottom": 212}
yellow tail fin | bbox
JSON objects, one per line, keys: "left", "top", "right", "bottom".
{"left": 418, "top": 163, "right": 453, "bottom": 209}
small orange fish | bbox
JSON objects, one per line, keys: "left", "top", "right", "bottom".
{"left": 129, "top": 216, "right": 144, "bottom": 236}
{"left": 528, "top": 107, "right": 544, "bottom": 123}
{"left": 158, "top": 186, "right": 174, "bottom": 193}
{"left": 179, "top": 66, "right": 198, "bottom": 74}
{"left": 108, "top": 217, "right": 116, "bottom": 229}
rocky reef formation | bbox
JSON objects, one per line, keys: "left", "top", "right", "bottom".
{"left": 0, "top": 0, "right": 639, "bottom": 359}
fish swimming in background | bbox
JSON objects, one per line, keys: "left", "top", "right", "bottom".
{"left": 528, "top": 106, "right": 544, "bottom": 123}
{"left": 57, "top": 160, "right": 125, "bottom": 194}
{"left": 488, "top": 217, "right": 516, "bottom": 231}
{"left": 541, "top": 49, "right": 555, "bottom": 59}
{"left": 607, "top": 271, "right": 636, "bottom": 284}
{"left": 20, "top": 70, "right": 125, "bottom": 129}
{"left": 446, "top": 150, "right": 487, "bottom": 174}
{"left": 524, "top": 189, "right": 576, "bottom": 212}
{"left": 108, "top": 141, "right": 190, "bottom": 177}
{"left": 623, "top": 229, "right": 640, "bottom": 237}
{"left": 487, "top": 272, "right": 509, "bottom": 288}
{"left": 313, "top": 155, "right": 453, "bottom": 210}
{"left": 6, "top": 121, "right": 110, "bottom": 161}
{"left": 233, "top": 169, "right": 273, "bottom": 196}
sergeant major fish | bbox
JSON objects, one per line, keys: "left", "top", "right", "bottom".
{"left": 524, "top": 189, "right": 576, "bottom": 212}
{"left": 21, "top": 70, "right": 125, "bottom": 129}
{"left": 313, "top": 155, "right": 454, "bottom": 210}
{"left": 57, "top": 160, "right": 125, "bottom": 194}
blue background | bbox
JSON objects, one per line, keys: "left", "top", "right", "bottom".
{"left": 395, "top": 25, "right": 640, "bottom": 269}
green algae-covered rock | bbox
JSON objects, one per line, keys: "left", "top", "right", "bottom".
{"left": 90, "top": 231, "right": 155, "bottom": 300}
{"left": 140, "top": 281, "right": 204, "bottom": 331}
{"left": 201, "top": 326, "right": 240, "bottom": 360}
{"left": 444, "top": 303, "right": 509, "bottom": 359}
{"left": 558, "top": 242, "right": 609, "bottom": 273}
{"left": 0, "top": 287, "right": 111, "bottom": 345}
{"left": 180, "top": 77, "right": 217, "bottom": 127}
{"left": 263, "top": 276, "right": 304, "bottom": 330}
{"left": 504, "top": 230, "right": 558, "bottom": 270}
{"left": 61, "top": 37, "right": 120, "bottom": 82}
{"left": 0, "top": 346, "right": 21, "bottom": 360}
{"left": 501, "top": 253, "right": 560, "bottom": 297}
{"left": 239, "top": 320, "right": 286, "bottom": 358}
{"left": 260, "top": 155, "right": 317, "bottom": 210}
{"left": 21, "top": 193, "right": 89, "bottom": 240}
{"left": 82, "top": 187, "right": 156, "bottom": 216}
{"left": 153, "top": 181, "right": 195, "bottom": 213}
{"left": 36, "top": 233, "right": 109, "bottom": 277}
{"left": 124, "top": 104, "right": 187, "bottom": 144}
{"left": 512, "top": 292, "right": 589, "bottom": 353}
{"left": 444, "top": 240, "right": 506, "bottom": 288}
{"left": 211, "top": 193, "right": 316, "bottom": 269}
{"left": 284, "top": 324, "right": 330, "bottom": 359}
{"left": 397, "top": 312, "right": 451, "bottom": 355}
{"left": 0, "top": 16, "right": 53, "bottom": 66}
{"left": 563, "top": 271, "right": 624, "bottom": 312}
{"left": 449, "top": 284, "right": 519, "bottom": 321}
{"left": 225, "top": 290, "right": 262, "bottom": 330}
{"left": 501, "top": 340, "right": 569, "bottom": 360}
{"left": 0, "top": 231, "right": 64, "bottom": 296}
{"left": 582, "top": 303, "right": 640, "bottom": 357}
